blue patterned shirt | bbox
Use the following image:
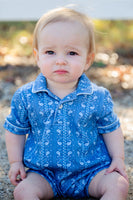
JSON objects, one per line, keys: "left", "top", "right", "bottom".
{"left": 4, "top": 73, "right": 120, "bottom": 172}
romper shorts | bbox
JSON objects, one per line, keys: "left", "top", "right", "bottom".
{"left": 27, "top": 163, "right": 110, "bottom": 199}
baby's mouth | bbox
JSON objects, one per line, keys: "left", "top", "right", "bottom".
{"left": 54, "top": 70, "right": 68, "bottom": 74}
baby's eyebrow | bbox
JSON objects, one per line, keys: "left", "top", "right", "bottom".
{"left": 65, "top": 45, "right": 81, "bottom": 51}
{"left": 41, "top": 45, "right": 56, "bottom": 50}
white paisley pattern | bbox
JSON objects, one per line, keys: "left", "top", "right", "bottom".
{"left": 4, "top": 73, "right": 120, "bottom": 173}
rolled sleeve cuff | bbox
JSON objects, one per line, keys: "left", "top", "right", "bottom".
{"left": 98, "top": 118, "right": 120, "bottom": 134}
{"left": 4, "top": 119, "right": 30, "bottom": 135}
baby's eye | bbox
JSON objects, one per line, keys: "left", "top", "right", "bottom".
{"left": 68, "top": 51, "right": 78, "bottom": 56}
{"left": 45, "top": 51, "right": 55, "bottom": 55}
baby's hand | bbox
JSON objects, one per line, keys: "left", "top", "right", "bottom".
{"left": 9, "top": 161, "right": 26, "bottom": 186}
{"left": 105, "top": 157, "right": 128, "bottom": 181}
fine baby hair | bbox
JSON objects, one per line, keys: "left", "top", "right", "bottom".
{"left": 33, "top": 7, "right": 95, "bottom": 54}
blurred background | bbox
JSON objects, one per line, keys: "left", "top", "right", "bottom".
{"left": 0, "top": 1, "right": 133, "bottom": 200}
{"left": 0, "top": 0, "right": 133, "bottom": 93}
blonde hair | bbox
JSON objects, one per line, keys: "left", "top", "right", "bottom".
{"left": 33, "top": 7, "right": 95, "bottom": 53}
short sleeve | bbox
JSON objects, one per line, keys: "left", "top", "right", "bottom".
{"left": 4, "top": 88, "right": 31, "bottom": 135}
{"left": 97, "top": 89, "right": 120, "bottom": 134}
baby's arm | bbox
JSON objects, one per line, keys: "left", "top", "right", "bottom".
{"left": 5, "top": 130, "right": 26, "bottom": 186}
{"left": 103, "top": 127, "right": 128, "bottom": 181}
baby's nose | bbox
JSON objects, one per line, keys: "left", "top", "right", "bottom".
{"left": 56, "top": 56, "right": 67, "bottom": 65}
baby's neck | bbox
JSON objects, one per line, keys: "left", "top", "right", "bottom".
{"left": 47, "top": 80, "right": 77, "bottom": 99}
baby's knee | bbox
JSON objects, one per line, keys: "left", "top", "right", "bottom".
{"left": 14, "top": 181, "right": 36, "bottom": 200}
{"left": 106, "top": 173, "right": 129, "bottom": 198}
{"left": 14, "top": 183, "right": 25, "bottom": 200}
{"left": 117, "top": 175, "right": 129, "bottom": 197}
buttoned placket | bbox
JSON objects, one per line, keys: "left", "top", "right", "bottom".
{"left": 52, "top": 95, "right": 76, "bottom": 125}
{"left": 59, "top": 104, "right": 63, "bottom": 109}
{"left": 51, "top": 97, "right": 76, "bottom": 169}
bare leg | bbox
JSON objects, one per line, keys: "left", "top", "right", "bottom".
{"left": 14, "top": 172, "right": 54, "bottom": 200}
{"left": 88, "top": 169, "right": 129, "bottom": 200}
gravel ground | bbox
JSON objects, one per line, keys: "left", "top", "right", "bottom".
{"left": 0, "top": 66, "right": 133, "bottom": 200}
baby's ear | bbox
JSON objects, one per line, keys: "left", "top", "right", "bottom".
{"left": 33, "top": 48, "right": 39, "bottom": 61}
{"left": 85, "top": 52, "right": 95, "bottom": 71}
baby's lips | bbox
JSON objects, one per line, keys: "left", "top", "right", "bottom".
{"left": 54, "top": 70, "right": 68, "bottom": 74}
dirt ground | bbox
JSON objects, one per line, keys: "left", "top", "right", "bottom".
{"left": 0, "top": 65, "right": 133, "bottom": 200}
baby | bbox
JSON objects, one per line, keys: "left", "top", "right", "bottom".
{"left": 4, "top": 7, "right": 129, "bottom": 200}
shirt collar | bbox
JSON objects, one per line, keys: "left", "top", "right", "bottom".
{"left": 32, "top": 73, "right": 48, "bottom": 93}
{"left": 76, "top": 73, "right": 93, "bottom": 95}
{"left": 32, "top": 73, "right": 93, "bottom": 96}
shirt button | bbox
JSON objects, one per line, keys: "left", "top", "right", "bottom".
{"left": 59, "top": 104, "right": 63, "bottom": 109}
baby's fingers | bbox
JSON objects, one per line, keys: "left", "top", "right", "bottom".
{"left": 105, "top": 163, "right": 116, "bottom": 174}
{"left": 9, "top": 169, "right": 19, "bottom": 186}
{"left": 20, "top": 166, "right": 26, "bottom": 180}
{"left": 105, "top": 163, "right": 128, "bottom": 182}
{"left": 105, "top": 168, "right": 112, "bottom": 175}
{"left": 118, "top": 168, "right": 129, "bottom": 182}
{"left": 8, "top": 163, "right": 26, "bottom": 186}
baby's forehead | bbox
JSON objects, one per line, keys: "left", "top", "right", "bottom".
{"left": 38, "top": 21, "right": 88, "bottom": 43}
{"left": 39, "top": 21, "right": 88, "bottom": 40}
{"left": 39, "top": 20, "right": 89, "bottom": 39}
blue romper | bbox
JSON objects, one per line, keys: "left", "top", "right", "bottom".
{"left": 4, "top": 73, "right": 120, "bottom": 198}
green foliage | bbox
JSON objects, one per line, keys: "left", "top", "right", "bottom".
{"left": 0, "top": 21, "right": 36, "bottom": 56}
{"left": 0, "top": 20, "right": 133, "bottom": 57}
{"left": 94, "top": 20, "right": 133, "bottom": 49}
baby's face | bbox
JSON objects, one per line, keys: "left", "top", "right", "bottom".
{"left": 35, "top": 21, "right": 92, "bottom": 86}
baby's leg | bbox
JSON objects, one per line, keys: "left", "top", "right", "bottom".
{"left": 88, "top": 169, "right": 129, "bottom": 200}
{"left": 14, "top": 172, "right": 54, "bottom": 200}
